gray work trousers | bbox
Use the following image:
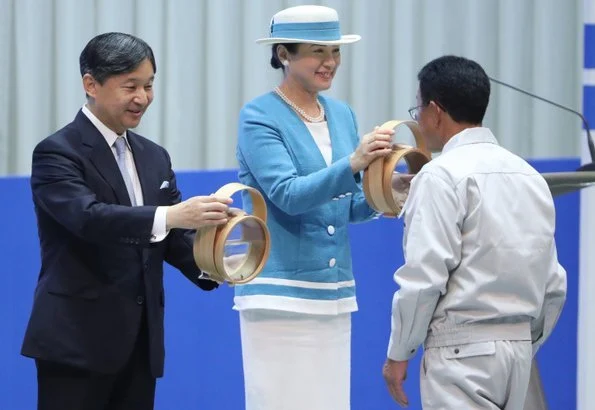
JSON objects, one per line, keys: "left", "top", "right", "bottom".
{"left": 420, "top": 340, "right": 533, "bottom": 409}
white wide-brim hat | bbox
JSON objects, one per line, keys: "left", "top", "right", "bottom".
{"left": 255, "top": 5, "right": 361, "bottom": 46}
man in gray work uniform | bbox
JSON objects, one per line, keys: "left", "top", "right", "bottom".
{"left": 383, "top": 55, "right": 567, "bottom": 409}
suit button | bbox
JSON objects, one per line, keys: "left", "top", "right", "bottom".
{"left": 136, "top": 296, "right": 145, "bottom": 305}
{"left": 329, "top": 258, "right": 336, "bottom": 268}
{"left": 144, "top": 263, "right": 149, "bottom": 270}
{"left": 327, "top": 225, "right": 335, "bottom": 235}
{"left": 454, "top": 348, "right": 460, "bottom": 354}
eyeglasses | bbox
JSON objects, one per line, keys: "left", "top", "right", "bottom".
{"left": 408, "top": 101, "right": 447, "bottom": 121}
{"left": 408, "top": 105, "right": 423, "bottom": 121}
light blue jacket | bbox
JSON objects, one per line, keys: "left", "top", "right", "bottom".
{"left": 234, "top": 92, "right": 375, "bottom": 315}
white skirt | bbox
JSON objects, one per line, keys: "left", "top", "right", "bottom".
{"left": 239, "top": 309, "right": 351, "bottom": 410}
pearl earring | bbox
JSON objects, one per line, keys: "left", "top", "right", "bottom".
{"left": 282, "top": 60, "right": 289, "bottom": 67}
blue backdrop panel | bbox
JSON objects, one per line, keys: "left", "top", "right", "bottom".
{"left": 0, "top": 158, "right": 580, "bottom": 409}
{"left": 585, "top": 24, "right": 595, "bottom": 69}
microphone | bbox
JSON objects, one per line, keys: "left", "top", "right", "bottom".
{"left": 488, "top": 76, "right": 595, "bottom": 171}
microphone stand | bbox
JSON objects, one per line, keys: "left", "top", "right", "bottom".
{"left": 489, "top": 76, "right": 595, "bottom": 171}
{"left": 489, "top": 77, "right": 595, "bottom": 197}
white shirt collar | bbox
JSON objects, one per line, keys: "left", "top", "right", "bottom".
{"left": 81, "top": 105, "right": 130, "bottom": 150}
{"left": 442, "top": 126, "right": 498, "bottom": 154}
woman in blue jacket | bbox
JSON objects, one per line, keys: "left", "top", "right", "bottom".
{"left": 235, "top": 5, "right": 393, "bottom": 409}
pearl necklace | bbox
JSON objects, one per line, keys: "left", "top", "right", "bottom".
{"left": 274, "top": 86, "right": 325, "bottom": 123}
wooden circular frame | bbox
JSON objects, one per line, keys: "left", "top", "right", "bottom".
{"left": 193, "top": 183, "right": 271, "bottom": 284}
{"left": 363, "top": 120, "right": 431, "bottom": 217}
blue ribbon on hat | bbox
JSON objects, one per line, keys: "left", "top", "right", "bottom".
{"left": 270, "top": 21, "right": 341, "bottom": 41}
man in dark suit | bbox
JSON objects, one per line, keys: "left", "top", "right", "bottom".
{"left": 21, "top": 32, "right": 232, "bottom": 410}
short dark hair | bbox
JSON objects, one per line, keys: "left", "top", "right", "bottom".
{"left": 270, "top": 43, "right": 299, "bottom": 70}
{"left": 417, "top": 55, "right": 490, "bottom": 124}
{"left": 79, "top": 32, "right": 156, "bottom": 83}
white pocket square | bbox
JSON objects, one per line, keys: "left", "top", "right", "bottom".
{"left": 159, "top": 181, "right": 170, "bottom": 189}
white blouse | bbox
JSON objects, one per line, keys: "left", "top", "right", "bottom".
{"left": 305, "top": 121, "right": 332, "bottom": 166}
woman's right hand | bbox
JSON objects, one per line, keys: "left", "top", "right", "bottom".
{"left": 350, "top": 126, "right": 394, "bottom": 173}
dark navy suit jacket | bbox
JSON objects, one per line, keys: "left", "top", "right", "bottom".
{"left": 21, "top": 110, "right": 216, "bottom": 377}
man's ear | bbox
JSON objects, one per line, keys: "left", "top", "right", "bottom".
{"left": 82, "top": 74, "right": 98, "bottom": 99}
{"left": 429, "top": 101, "right": 442, "bottom": 128}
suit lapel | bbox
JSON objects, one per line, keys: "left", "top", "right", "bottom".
{"left": 319, "top": 96, "right": 342, "bottom": 164}
{"left": 76, "top": 111, "right": 132, "bottom": 206}
{"left": 273, "top": 93, "right": 348, "bottom": 169}
{"left": 127, "top": 132, "right": 157, "bottom": 206}
{"left": 127, "top": 132, "right": 158, "bottom": 265}
{"left": 273, "top": 93, "right": 328, "bottom": 170}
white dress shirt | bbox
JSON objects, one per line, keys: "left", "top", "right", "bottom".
{"left": 387, "top": 127, "right": 567, "bottom": 361}
{"left": 82, "top": 105, "right": 168, "bottom": 242}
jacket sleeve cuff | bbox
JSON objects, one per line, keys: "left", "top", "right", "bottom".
{"left": 387, "top": 337, "right": 419, "bottom": 361}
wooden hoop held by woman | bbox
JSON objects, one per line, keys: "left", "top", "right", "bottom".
{"left": 363, "top": 120, "right": 431, "bottom": 217}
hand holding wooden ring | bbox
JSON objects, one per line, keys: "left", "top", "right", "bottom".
{"left": 193, "top": 183, "right": 270, "bottom": 284}
{"left": 362, "top": 120, "right": 431, "bottom": 217}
